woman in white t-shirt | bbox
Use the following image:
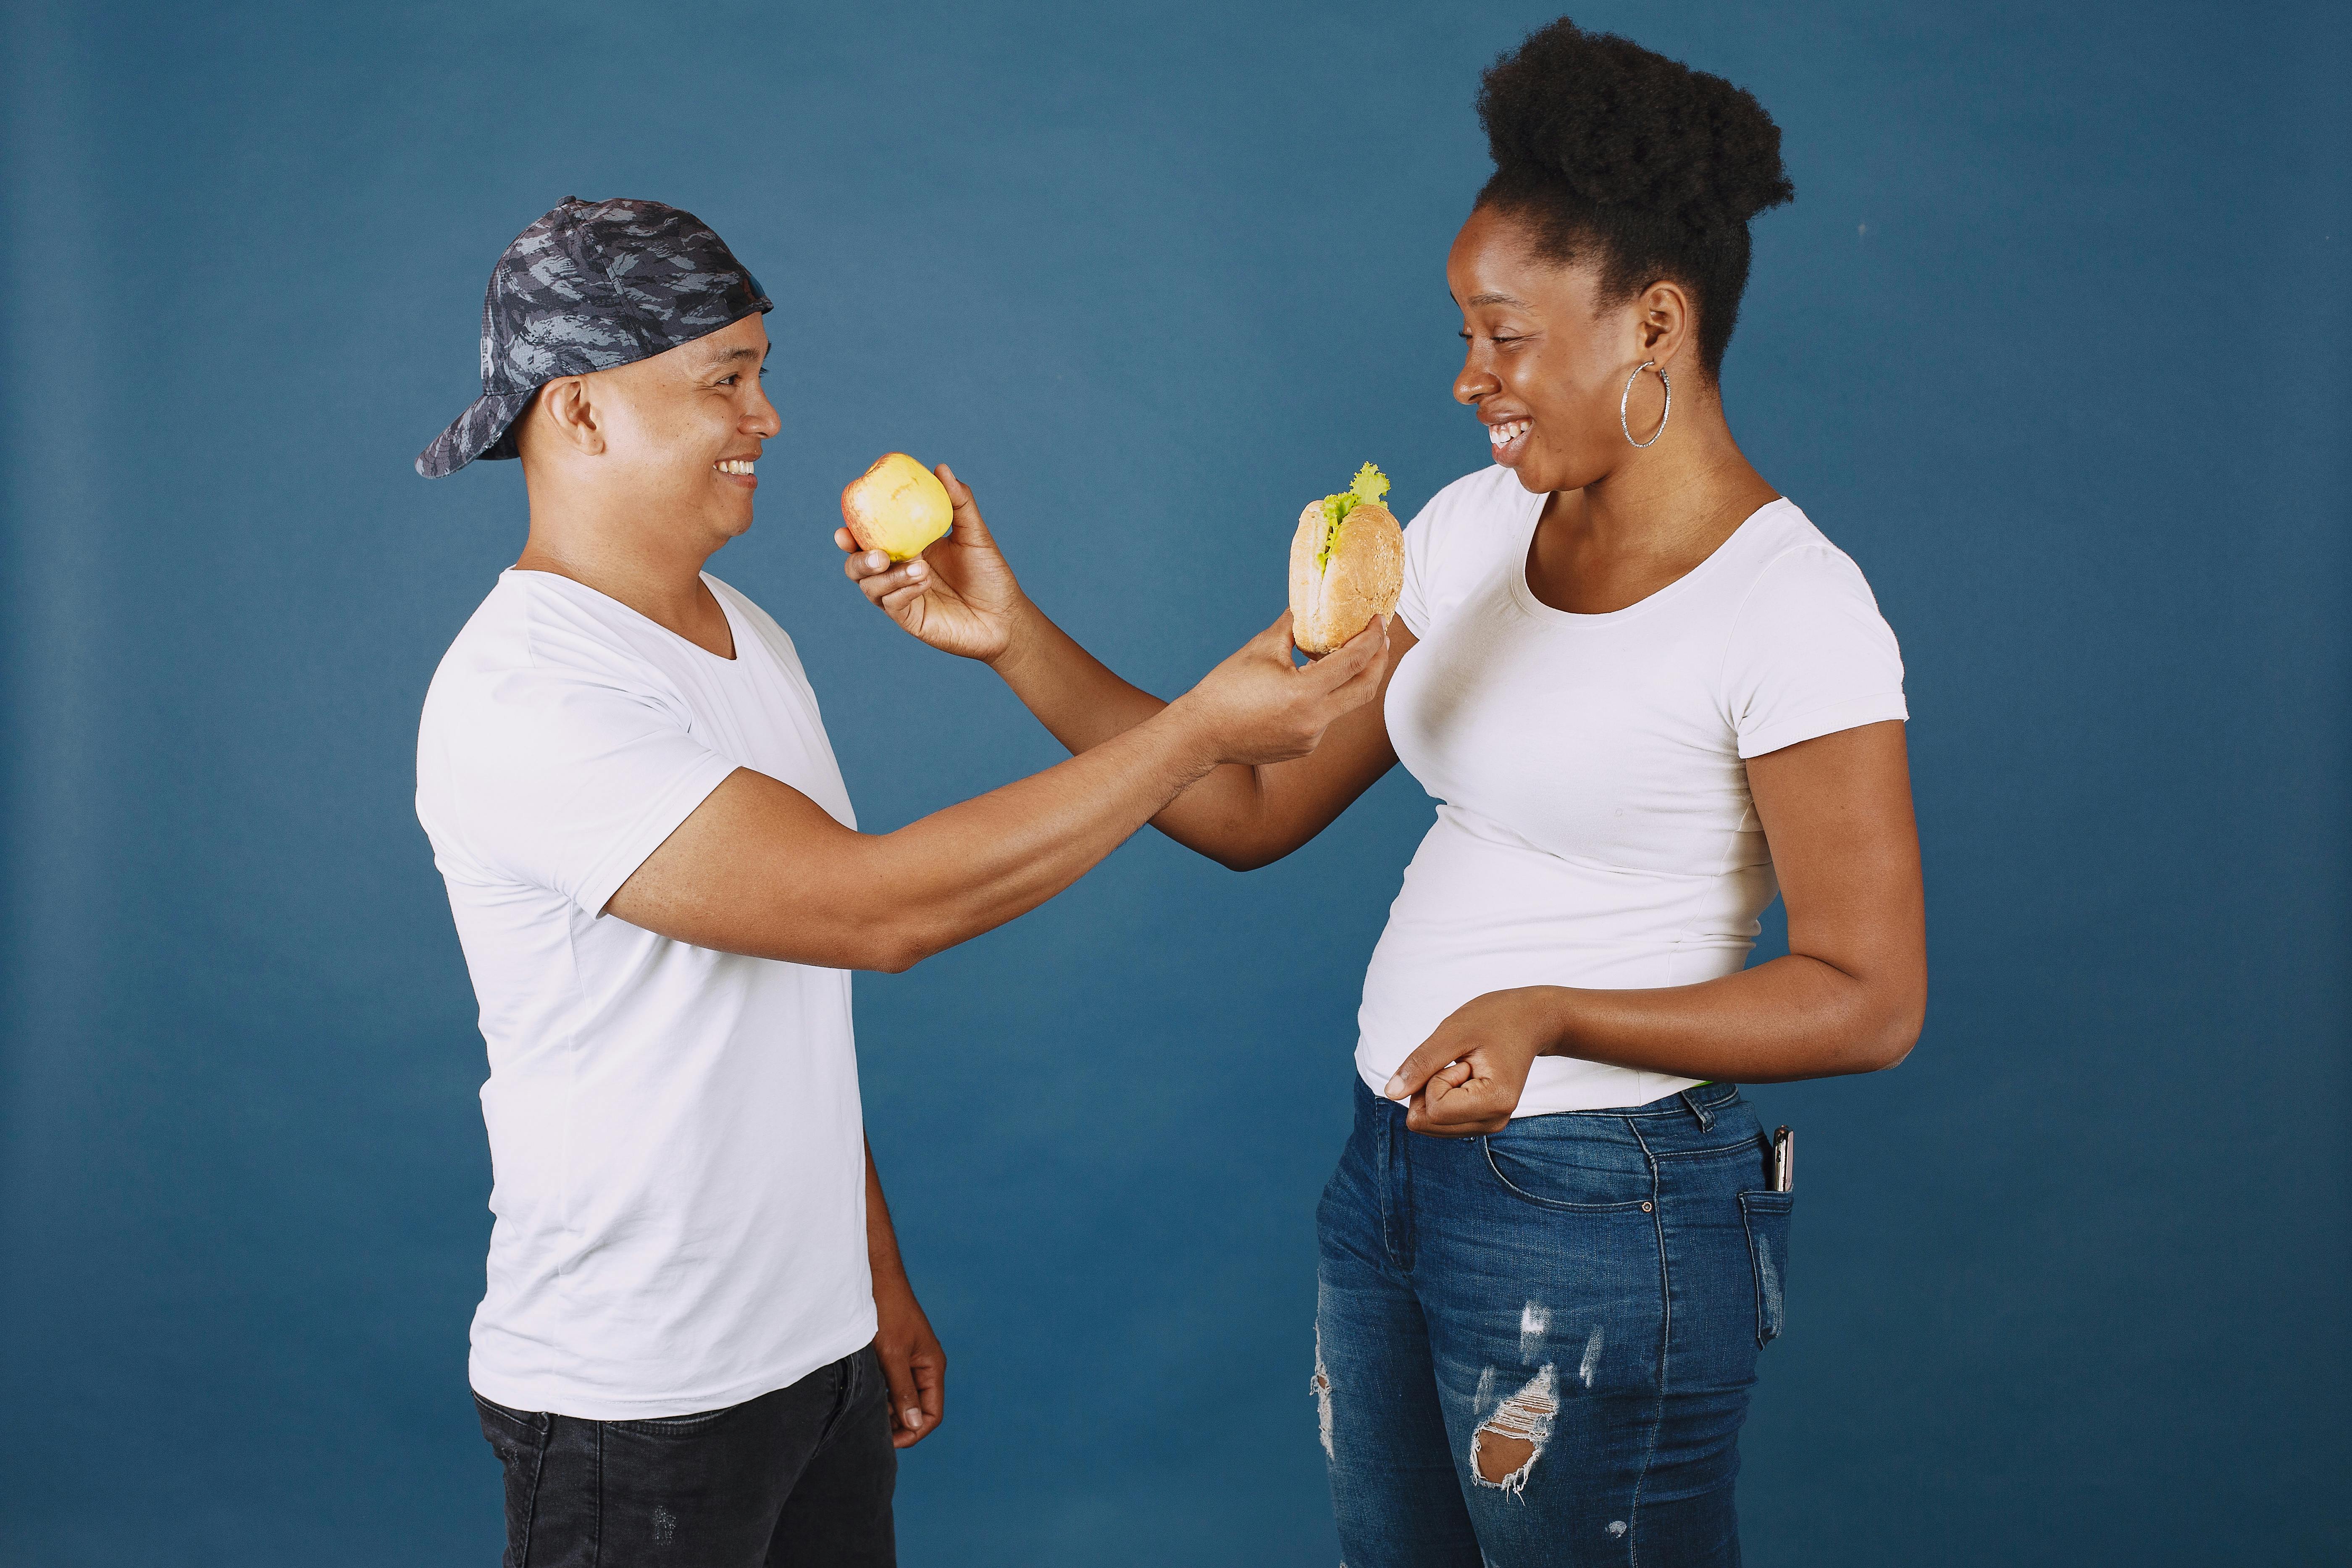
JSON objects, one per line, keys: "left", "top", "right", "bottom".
{"left": 843, "top": 21, "right": 1923, "bottom": 1565}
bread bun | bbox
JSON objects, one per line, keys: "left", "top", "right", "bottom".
{"left": 1290, "top": 497, "right": 1403, "bottom": 654}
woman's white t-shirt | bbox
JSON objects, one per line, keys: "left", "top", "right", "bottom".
{"left": 1360, "top": 466, "right": 1909, "bottom": 1116}
{"left": 416, "top": 570, "right": 874, "bottom": 1420}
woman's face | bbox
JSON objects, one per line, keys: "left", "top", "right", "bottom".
{"left": 1447, "top": 205, "right": 1667, "bottom": 495}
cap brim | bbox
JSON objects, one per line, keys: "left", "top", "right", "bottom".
{"left": 415, "top": 386, "right": 539, "bottom": 478}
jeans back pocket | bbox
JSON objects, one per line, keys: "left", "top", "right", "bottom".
{"left": 473, "top": 1393, "right": 550, "bottom": 1566}
{"left": 1737, "top": 1191, "right": 1794, "bottom": 1347}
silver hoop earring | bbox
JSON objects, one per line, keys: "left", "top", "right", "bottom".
{"left": 1620, "top": 360, "right": 1671, "bottom": 448}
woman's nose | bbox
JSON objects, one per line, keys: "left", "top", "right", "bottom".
{"left": 1454, "top": 355, "right": 1497, "bottom": 406}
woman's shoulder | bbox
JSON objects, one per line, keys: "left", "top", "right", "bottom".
{"left": 1403, "top": 464, "right": 1540, "bottom": 574}
{"left": 1407, "top": 463, "right": 1540, "bottom": 539}
{"left": 1396, "top": 465, "right": 1540, "bottom": 633}
{"left": 1707, "top": 500, "right": 1882, "bottom": 613}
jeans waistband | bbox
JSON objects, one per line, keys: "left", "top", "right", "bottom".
{"left": 1354, "top": 1075, "right": 1740, "bottom": 1122}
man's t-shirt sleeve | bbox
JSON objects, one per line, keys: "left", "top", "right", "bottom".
{"left": 444, "top": 665, "right": 739, "bottom": 918}
{"left": 1722, "top": 544, "right": 1909, "bottom": 761}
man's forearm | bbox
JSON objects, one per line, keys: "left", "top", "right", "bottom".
{"left": 865, "top": 1140, "right": 909, "bottom": 1291}
{"left": 610, "top": 703, "right": 1221, "bottom": 971}
{"left": 857, "top": 699, "right": 1225, "bottom": 968}
{"left": 611, "top": 607, "right": 1380, "bottom": 969}
{"left": 985, "top": 600, "right": 1281, "bottom": 854}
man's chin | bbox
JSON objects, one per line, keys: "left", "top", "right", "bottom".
{"left": 704, "top": 502, "right": 757, "bottom": 544}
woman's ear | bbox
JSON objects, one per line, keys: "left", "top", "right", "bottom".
{"left": 1635, "top": 280, "right": 1693, "bottom": 373}
{"left": 535, "top": 376, "right": 604, "bottom": 457}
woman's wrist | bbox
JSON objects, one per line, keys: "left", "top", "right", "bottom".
{"left": 1519, "top": 985, "right": 1586, "bottom": 1059}
{"left": 981, "top": 594, "right": 1044, "bottom": 680}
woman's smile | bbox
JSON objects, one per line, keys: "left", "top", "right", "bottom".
{"left": 1485, "top": 416, "right": 1532, "bottom": 466}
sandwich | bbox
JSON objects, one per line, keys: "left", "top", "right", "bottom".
{"left": 1289, "top": 462, "right": 1403, "bottom": 654}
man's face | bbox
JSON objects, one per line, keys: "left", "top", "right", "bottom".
{"left": 593, "top": 313, "right": 779, "bottom": 545}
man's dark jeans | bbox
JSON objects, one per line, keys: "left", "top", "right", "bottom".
{"left": 474, "top": 1346, "right": 896, "bottom": 1567}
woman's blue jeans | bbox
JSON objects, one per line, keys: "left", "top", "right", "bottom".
{"left": 1314, "top": 1078, "right": 1792, "bottom": 1567}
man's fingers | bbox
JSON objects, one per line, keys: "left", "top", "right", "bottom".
{"left": 876, "top": 1343, "right": 920, "bottom": 1441}
{"left": 1306, "top": 618, "right": 1387, "bottom": 686}
{"left": 1324, "top": 638, "right": 1390, "bottom": 704}
{"left": 916, "top": 1353, "right": 945, "bottom": 1429}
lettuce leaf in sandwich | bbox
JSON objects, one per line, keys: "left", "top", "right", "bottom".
{"left": 1316, "top": 462, "right": 1391, "bottom": 570}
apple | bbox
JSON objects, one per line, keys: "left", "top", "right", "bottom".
{"left": 841, "top": 453, "right": 952, "bottom": 562}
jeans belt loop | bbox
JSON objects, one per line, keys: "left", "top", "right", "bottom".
{"left": 1679, "top": 1087, "right": 1717, "bottom": 1132}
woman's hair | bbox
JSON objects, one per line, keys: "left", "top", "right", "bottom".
{"left": 1475, "top": 19, "right": 1793, "bottom": 379}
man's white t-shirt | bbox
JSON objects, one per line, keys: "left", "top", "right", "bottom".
{"left": 1361, "top": 466, "right": 1909, "bottom": 1116}
{"left": 416, "top": 569, "right": 873, "bottom": 1420}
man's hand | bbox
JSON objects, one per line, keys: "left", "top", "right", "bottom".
{"left": 1171, "top": 612, "right": 1389, "bottom": 768}
{"left": 872, "top": 1272, "right": 946, "bottom": 1449}
{"left": 1382, "top": 987, "right": 1561, "bottom": 1137}
{"left": 838, "top": 464, "right": 1028, "bottom": 663}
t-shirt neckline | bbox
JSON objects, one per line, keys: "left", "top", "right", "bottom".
{"left": 506, "top": 567, "right": 742, "bottom": 663}
{"left": 1503, "top": 492, "right": 1792, "bottom": 627}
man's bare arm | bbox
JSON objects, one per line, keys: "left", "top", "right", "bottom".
{"left": 604, "top": 615, "right": 1386, "bottom": 970}
{"left": 865, "top": 1140, "right": 943, "bottom": 1448}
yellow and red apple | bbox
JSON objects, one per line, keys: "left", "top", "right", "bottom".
{"left": 841, "top": 453, "right": 952, "bottom": 562}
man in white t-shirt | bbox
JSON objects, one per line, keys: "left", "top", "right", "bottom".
{"left": 412, "top": 197, "right": 1387, "bottom": 1568}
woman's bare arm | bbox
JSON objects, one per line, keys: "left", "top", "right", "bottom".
{"left": 984, "top": 600, "right": 1414, "bottom": 870}
{"left": 839, "top": 467, "right": 1411, "bottom": 870}
{"left": 1386, "top": 720, "right": 1927, "bottom": 1132}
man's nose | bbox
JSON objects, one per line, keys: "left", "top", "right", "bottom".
{"left": 746, "top": 391, "right": 782, "bottom": 438}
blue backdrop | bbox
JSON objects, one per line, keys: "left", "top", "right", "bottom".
{"left": 3, "top": 1, "right": 2345, "bottom": 1563}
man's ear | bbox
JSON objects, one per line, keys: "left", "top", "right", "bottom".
{"left": 535, "top": 376, "right": 604, "bottom": 457}
{"left": 1633, "top": 280, "right": 1693, "bottom": 374}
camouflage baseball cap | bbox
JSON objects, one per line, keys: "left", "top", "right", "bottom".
{"left": 416, "top": 196, "right": 773, "bottom": 478}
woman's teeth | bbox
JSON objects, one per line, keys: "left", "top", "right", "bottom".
{"left": 1487, "top": 420, "right": 1529, "bottom": 448}
{"left": 716, "top": 459, "right": 756, "bottom": 476}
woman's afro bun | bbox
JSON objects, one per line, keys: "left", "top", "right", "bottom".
{"left": 1478, "top": 19, "right": 1792, "bottom": 234}
{"left": 1473, "top": 19, "right": 1793, "bottom": 376}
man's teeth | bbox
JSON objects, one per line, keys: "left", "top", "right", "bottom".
{"left": 716, "top": 459, "right": 756, "bottom": 476}
{"left": 1487, "top": 420, "right": 1530, "bottom": 448}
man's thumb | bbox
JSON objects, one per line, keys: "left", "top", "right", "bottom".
{"left": 876, "top": 1343, "right": 918, "bottom": 1428}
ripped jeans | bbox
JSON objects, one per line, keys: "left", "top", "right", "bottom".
{"left": 1314, "top": 1077, "right": 1791, "bottom": 1568}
